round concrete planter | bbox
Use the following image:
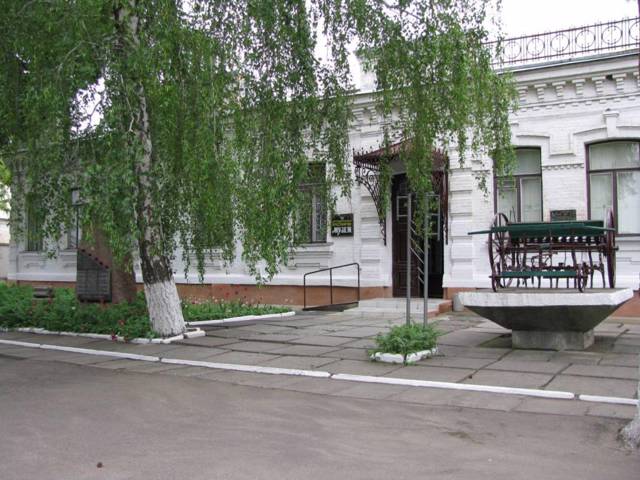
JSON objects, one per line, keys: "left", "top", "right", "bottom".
{"left": 371, "top": 347, "right": 438, "bottom": 364}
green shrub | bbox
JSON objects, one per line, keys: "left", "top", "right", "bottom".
{"left": 371, "top": 323, "right": 441, "bottom": 364}
{"left": 0, "top": 284, "right": 290, "bottom": 340}
{"left": 182, "top": 299, "right": 289, "bottom": 322}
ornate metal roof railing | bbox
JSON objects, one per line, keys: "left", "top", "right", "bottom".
{"left": 489, "top": 17, "right": 640, "bottom": 67}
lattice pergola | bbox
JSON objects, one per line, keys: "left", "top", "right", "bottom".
{"left": 353, "top": 141, "right": 448, "bottom": 244}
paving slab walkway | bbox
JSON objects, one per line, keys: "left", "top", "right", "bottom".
{"left": 1, "top": 309, "right": 638, "bottom": 420}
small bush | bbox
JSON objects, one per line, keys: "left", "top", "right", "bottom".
{"left": 371, "top": 323, "right": 441, "bottom": 364}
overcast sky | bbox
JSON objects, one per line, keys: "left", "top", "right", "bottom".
{"left": 498, "top": 0, "right": 637, "bottom": 37}
{"left": 350, "top": 1, "right": 639, "bottom": 90}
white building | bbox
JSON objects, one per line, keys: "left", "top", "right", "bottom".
{"left": 8, "top": 19, "right": 640, "bottom": 315}
{"left": 0, "top": 209, "right": 9, "bottom": 280}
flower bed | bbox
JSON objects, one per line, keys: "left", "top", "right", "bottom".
{"left": 370, "top": 323, "right": 441, "bottom": 365}
{"left": 0, "top": 284, "right": 291, "bottom": 340}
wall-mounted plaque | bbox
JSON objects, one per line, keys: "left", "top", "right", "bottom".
{"left": 76, "top": 249, "right": 111, "bottom": 302}
{"left": 331, "top": 214, "right": 354, "bottom": 237}
{"left": 550, "top": 209, "right": 577, "bottom": 222}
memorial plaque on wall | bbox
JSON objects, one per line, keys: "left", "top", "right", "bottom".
{"left": 550, "top": 209, "right": 577, "bottom": 222}
{"left": 331, "top": 214, "right": 354, "bottom": 237}
{"left": 76, "top": 249, "right": 112, "bottom": 302}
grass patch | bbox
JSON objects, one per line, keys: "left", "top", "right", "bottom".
{"left": 0, "top": 284, "right": 291, "bottom": 340}
{"left": 182, "top": 299, "right": 289, "bottom": 322}
{"left": 370, "top": 323, "right": 441, "bottom": 364}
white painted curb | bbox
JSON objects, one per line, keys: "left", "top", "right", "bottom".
{"left": 160, "top": 357, "right": 330, "bottom": 378}
{"left": 14, "top": 327, "right": 205, "bottom": 344}
{"left": 3, "top": 338, "right": 637, "bottom": 407}
{"left": 0, "top": 339, "right": 159, "bottom": 362}
{"left": 371, "top": 348, "right": 438, "bottom": 364}
{"left": 0, "top": 339, "right": 43, "bottom": 348}
{"left": 331, "top": 373, "right": 576, "bottom": 400}
{"left": 578, "top": 394, "right": 639, "bottom": 406}
{"left": 186, "top": 310, "right": 295, "bottom": 327}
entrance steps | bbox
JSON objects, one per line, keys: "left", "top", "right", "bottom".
{"left": 349, "top": 297, "right": 452, "bottom": 317}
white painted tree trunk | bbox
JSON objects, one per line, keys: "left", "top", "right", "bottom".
{"left": 115, "top": 0, "right": 186, "bottom": 337}
{"left": 144, "top": 278, "right": 185, "bottom": 337}
{"left": 620, "top": 356, "right": 640, "bottom": 449}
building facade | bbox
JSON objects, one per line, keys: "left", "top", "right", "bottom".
{"left": 0, "top": 209, "right": 9, "bottom": 280}
{"left": 8, "top": 20, "right": 640, "bottom": 314}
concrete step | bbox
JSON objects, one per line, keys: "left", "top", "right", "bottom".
{"left": 350, "top": 298, "right": 452, "bottom": 316}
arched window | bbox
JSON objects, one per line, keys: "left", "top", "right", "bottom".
{"left": 588, "top": 141, "right": 640, "bottom": 234}
{"left": 495, "top": 148, "right": 542, "bottom": 222}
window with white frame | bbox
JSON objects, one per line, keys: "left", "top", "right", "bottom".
{"left": 495, "top": 148, "right": 542, "bottom": 223}
{"left": 588, "top": 141, "right": 640, "bottom": 234}
{"left": 296, "top": 163, "right": 327, "bottom": 244}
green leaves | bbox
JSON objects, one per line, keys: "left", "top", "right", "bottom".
{"left": 0, "top": 0, "right": 514, "bottom": 282}
{"left": 0, "top": 283, "right": 289, "bottom": 339}
{"left": 371, "top": 322, "right": 441, "bottom": 364}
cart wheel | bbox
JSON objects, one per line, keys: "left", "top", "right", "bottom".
{"left": 605, "top": 209, "right": 616, "bottom": 288}
{"left": 488, "top": 213, "right": 513, "bottom": 289}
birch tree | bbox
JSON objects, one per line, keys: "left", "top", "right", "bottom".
{"left": 0, "top": 0, "right": 514, "bottom": 336}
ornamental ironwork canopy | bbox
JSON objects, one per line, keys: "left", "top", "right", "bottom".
{"left": 353, "top": 140, "right": 448, "bottom": 244}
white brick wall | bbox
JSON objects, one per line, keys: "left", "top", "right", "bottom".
{"left": 445, "top": 52, "right": 640, "bottom": 291}
{"left": 9, "top": 52, "right": 640, "bottom": 293}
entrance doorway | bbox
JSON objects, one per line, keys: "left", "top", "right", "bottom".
{"left": 391, "top": 174, "right": 444, "bottom": 298}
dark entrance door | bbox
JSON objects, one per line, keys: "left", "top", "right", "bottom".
{"left": 391, "top": 174, "right": 444, "bottom": 298}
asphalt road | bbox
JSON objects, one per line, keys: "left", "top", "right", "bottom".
{"left": 0, "top": 356, "right": 637, "bottom": 480}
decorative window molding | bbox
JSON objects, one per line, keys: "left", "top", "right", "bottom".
{"left": 288, "top": 242, "right": 333, "bottom": 269}
{"left": 587, "top": 140, "right": 640, "bottom": 235}
{"left": 494, "top": 148, "right": 543, "bottom": 223}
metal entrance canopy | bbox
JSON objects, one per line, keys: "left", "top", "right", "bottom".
{"left": 352, "top": 140, "right": 448, "bottom": 244}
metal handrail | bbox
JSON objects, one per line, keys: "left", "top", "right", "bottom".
{"left": 303, "top": 262, "right": 360, "bottom": 310}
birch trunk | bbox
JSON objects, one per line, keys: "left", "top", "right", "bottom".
{"left": 114, "top": 0, "right": 186, "bottom": 337}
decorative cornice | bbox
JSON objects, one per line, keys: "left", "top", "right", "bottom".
{"left": 612, "top": 73, "right": 627, "bottom": 93}
{"left": 552, "top": 81, "right": 566, "bottom": 99}
{"left": 534, "top": 83, "right": 547, "bottom": 102}
{"left": 592, "top": 76, "right": 606, "bottom": 96}
{"left": 541, "top": 163, "right": 584, "bottom": 171}
{"left": 516, "top": 69, "right": 638, "bottom": 112}
{"left": 572, "top": 78, "right": 586, "bottom": 97}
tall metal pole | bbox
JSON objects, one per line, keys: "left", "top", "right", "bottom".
{"left": 406, "top": 195, "right": 412, "bottom": 325}
{"left": 423, "top": 194, "right": 429, "bottom": 327}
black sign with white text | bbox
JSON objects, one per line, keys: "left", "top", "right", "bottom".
{"left": 331, "top": 214, "right": 354, "bottom": 237}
